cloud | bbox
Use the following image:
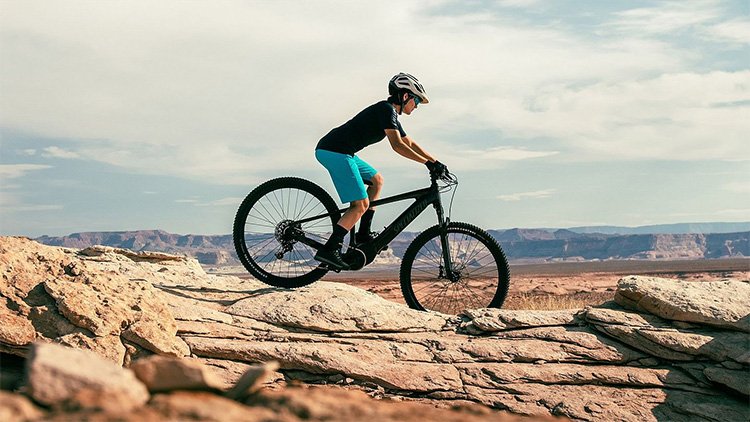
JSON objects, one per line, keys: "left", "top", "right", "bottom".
{"left": 0, "top": 164, "right": 51, "bottom": 179}
{"left": 0, "top": 0, "right": 747, "bottom": 190}
{"left": 0, "top": 189, "right": 62, "bottom": 213}
{"left": 723, "top": 181, "right": 750, "bottom": 194}
{"left": 4, "top": 204, "right": 64, "bottom": 212}
{"left": 197, "top": 197, "right": 243, "bottom": 207}
{"left": 444, "top": 146, "right": 558, "bottom": 171}
{"left": 466, "top": 147, "right": 558, "bottom": 161}
{"left": 175, "top": 197, "right": 243, "bottom": 207}
{"left": 716, "top": 208, "right": 750, "bottom": 216}
{"left": 608, "top": 1, "right": 749, "bottom": 48}
{"left": 476, "top": 71, "right": 750, "bottom": 161}
{"left": 42, "top": 146, "right": 80, "bottom": 159}
{"left": 610, "top": 1, "right": 721, "bottom": 35}
{"left": 495, "top": 0, "right": 541, "bottom": 7}
{"left": 705, "top": 18, "right": 750, "bottom": 45}
{"left": 497, "top": 189, "right": 555, "bottom": 201}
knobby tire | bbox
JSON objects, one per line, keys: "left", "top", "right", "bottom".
{"left": 233, "top": 177, "right": 340, "bottom": 288}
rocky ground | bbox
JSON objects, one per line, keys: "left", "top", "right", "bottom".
{"left": 1, "top": 237, "right": 748, "bottom": 421}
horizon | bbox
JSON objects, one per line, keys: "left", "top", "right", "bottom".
{"left": 30, "top": 220, "right": 750, "bottom": 238}
{"left": 2, "top": 1, "right": 749, "bottom": 237}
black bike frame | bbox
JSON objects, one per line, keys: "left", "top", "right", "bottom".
{"left": 292, "top": 178, "right": 454, "bottom": 271}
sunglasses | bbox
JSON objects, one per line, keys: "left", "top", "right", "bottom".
{"left": 411, "top": 95, "right": 421, "bottom": 106}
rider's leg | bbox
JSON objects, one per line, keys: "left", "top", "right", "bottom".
{"left": 358, "top": 173, "right": 383, "bottom": 239}
{"left": 337, "top": 198, "right": 369, "bottom": 231}
{"left": 315, "top": 199, "right": 367, "bottom": 269}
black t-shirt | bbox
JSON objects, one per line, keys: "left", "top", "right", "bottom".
{"left": 316, "top": 100, "right": 407, "bottom": 155}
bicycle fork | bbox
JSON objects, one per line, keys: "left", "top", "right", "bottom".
{"left": 434, "top": 200, "right": 458, "bottom": 282}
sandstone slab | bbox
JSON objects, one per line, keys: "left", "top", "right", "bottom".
{"left": 587, "top": 307, "right": 749, "bottom": 363}
{"left": 184, "top": 336, "right": 464, "bottom": 393}
{"left": 704, "top": 365, "right": 750, "bottom": 395}
{"left": 457, "top": 362, "right": 702, "bottom": 392}
{"left": 226, "top": 281, "right": 453, "bottom": 333}
{"left": 459, "top": 308, "right": 583, "bottom": 334}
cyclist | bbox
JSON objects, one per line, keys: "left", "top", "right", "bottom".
{"left": 314, "top": 72, "right": 447, "bottom": 269}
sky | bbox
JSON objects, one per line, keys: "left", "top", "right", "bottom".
{"left": 1, "top": 0, "right": 749, "bottom": 237}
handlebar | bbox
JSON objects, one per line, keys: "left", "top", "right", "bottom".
{"left": 429, "top": 168, "right": 458, "bottom": 187}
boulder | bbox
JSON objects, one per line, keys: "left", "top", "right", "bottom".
{"left": 130, "top": 355, "right": 225, "bottom": 392}
{"left": 0, "top": 299, "right": 36, "bottom": 347}
{"left": 0, "top": 391, "right": 44, "bottom": 422}
{"left": 25, "top": 342, "right": 149, "bottom": 411}
{"left": 147, "top": 391, "right": 280, "bottom": 421}
{"left": 0, "top": 237, "right": 191, "bottom": 363}
{"left": 615, "top": 276, "right": 750, "bottom": 332}
{"left": 44, "top": 271, "right": 187, "bottom": 357}
{"left": 225, "top": 361, "right": 281, "bottom": 400}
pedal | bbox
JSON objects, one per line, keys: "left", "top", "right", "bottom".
{"left": 317, "top": 263, "right": 341, "bottom": 273}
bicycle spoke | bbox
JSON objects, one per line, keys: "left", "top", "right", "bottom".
{"left": 297, "top": 193, "right": 323, "bottom": 220}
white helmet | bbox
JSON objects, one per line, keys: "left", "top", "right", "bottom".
{"left": 388, "top": 72, "right": 429, "bottom": 104}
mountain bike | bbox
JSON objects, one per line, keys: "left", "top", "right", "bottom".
{"left": 233, "top": 169, "right": 510, "bottom": 314}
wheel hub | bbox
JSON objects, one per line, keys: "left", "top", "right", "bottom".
{"left": 274, "top": 220, "right": 296, "bottom": 242}
{"left": 274, "top": 220, "right": 301, "bottom": 259}
{"left": 438, "top": 265, "right": 462, "bottom": 282}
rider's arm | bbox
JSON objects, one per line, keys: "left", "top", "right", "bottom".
{"left": 385, "top": 129, "right": 431, "bottom": 163}
{"left": 402, "top": 136, "right": 436, "bottom": 163}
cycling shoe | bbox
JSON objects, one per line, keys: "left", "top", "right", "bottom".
{"left": 314, "top": 248, "right": 350, "bottom": 270}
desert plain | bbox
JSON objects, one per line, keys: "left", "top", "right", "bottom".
{"left": 222, "top": 257, "right": 750, "bottom": 310}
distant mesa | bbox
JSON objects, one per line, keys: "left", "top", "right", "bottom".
{"left": 34, "top": 224, "right": 750, "bottom": 266}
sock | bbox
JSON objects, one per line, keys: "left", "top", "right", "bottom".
{"left": 358, "top": 209, "right": 375, "bottom": 235}
{"left": 324, "top": 224, "right": 348, "bottom": 250}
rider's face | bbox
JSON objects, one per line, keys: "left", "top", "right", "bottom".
{"left": 403, "top": 95, "right": 418, "bottom": 115}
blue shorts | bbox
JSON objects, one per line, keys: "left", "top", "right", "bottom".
{"left": 315, "top": 149, "right": 377, "bottom": 204}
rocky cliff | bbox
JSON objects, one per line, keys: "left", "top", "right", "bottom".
{"left": 1, "top": 237, "right": 748, "bottom": 421}
{"left": 35, "top": 229, "right": 750, "bottom": 265}
{"left": 490, "top": 231, "right": 749, "bottom": 261}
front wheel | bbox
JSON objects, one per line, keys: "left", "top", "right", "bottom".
{"left": 400, "top": 222, "right": 510, "bottom": 314}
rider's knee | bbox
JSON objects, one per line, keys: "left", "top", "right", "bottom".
{"left": 351, "top": 198, "right": 369, "bottom": 214}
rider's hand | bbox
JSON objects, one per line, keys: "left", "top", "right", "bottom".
{"left": 425, "top": 160, "right": 448, "bottom": 177}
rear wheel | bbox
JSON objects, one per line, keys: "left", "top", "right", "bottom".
{"left": 400, "top": 222, "right": 510, "bottom": 314}
{"left": 233, "top": 177, "right": 340, "bottom": 288}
